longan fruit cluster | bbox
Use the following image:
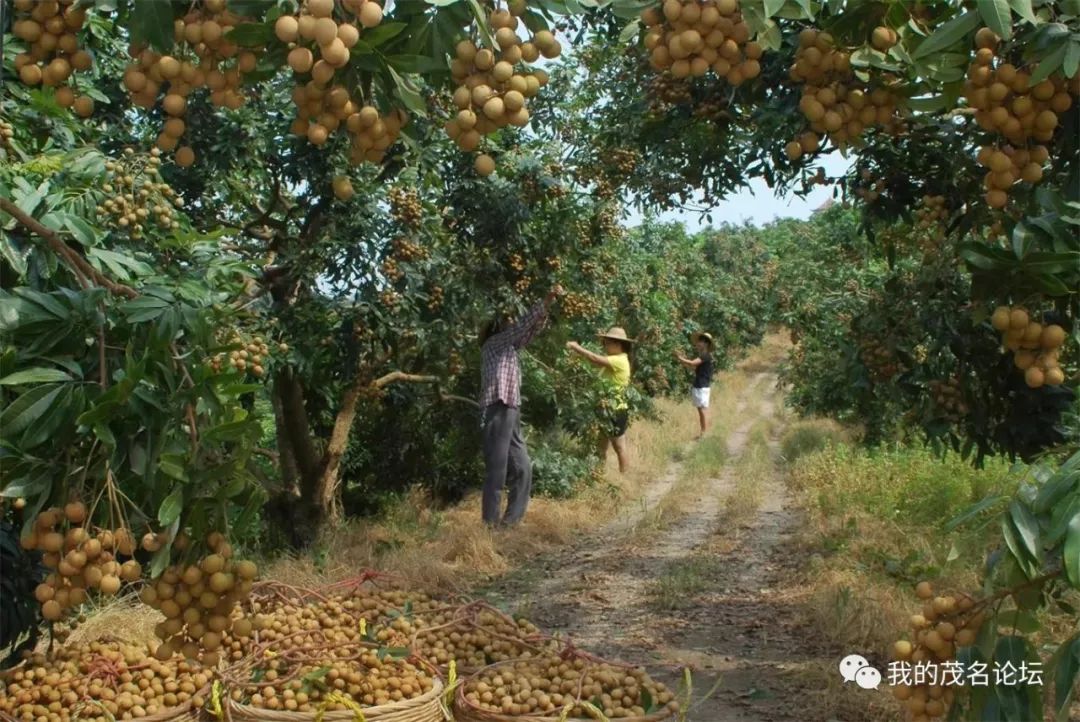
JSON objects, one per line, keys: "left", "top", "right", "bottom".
{"left": 236, "top": 653, "right": 434, "bottom": 711}
{"left": 975, "top": 143, "right": 1050, "bottom": 209}
{"left": 890, "top": 581, "right": 985, "bottom": 721}
{"left": 276, "top": 0, "right": 383, "bottom": 85}
{"left": 392, "top": 236, "right": 428, "bottom": 262}
{"left": 122, "top": 0, "right": 262, "bottom": 166}
{"left": 0, "top": 119, "right": 14, "bottom": 150}
{"left": 851, "top": 170, "right": 886, "bottom": 202}
{"left": 11, "top": 0, "right": 95, "bottom": 117}
{"left": 95, "top": 148, "right": 182, "bottom": 240}
{"left": 20, "top": 504, "right": 144, "bottom": 623}
{"left": 140, "top": 532, "right": 259, "bottom": 667}
{"left": 508, "top": 253, "right": 526, "bottom": 273}
{"left": 427, "top": 285, "right": 444, "bottom": 312}
{"left": 561, "top": 292, "right": 601, "bottom": 319}
{"left": 278, "top": 0, "right": 408, "bottom": 167}
{"left": 461, "top": 655, "right": 678, "bottom": 718}
{"left": 0, "top": 641, "right": 213, "bottom": 722}
{"left": 859, "top": 339, "right": 903, "bottom": 381}
{"left": 390, "top": 187, "right": 424, "bottom": 227}
{"left": 382, "top": 257, "right": 406, "bottom": 282}
{"left": 928, "top": 378, "right": 968, "bottom": 422}
{"left": 915, "top": 195, "right": 948, "bottom": 230}
{"left": 641, "top": 0, "right": 763, "bottom": 84}
{"left": 208, "top": 334, "right": 282, "bottom": 377}
{"left": 787, "top": 28, "right": 903, "bottom": 156}
{"left": 443, "top": 4, "right": 556, "bottom": 173}
{"left": 990, "top": 306, "right": 1067, "bottom": 387}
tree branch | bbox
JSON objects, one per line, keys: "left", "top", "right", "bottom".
{"left": 0, "top": 197, "right": 139, "bottom": 299}
{"left": 372, "top": 371, "right": 438, "bottom": 389}
{"left": 438, "top": 392, "right": 479, "bottom": 408}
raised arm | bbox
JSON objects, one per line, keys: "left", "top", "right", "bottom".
{"left": 674, "top": 351, "right": 702, "bottom": 368}
{"left": 567, "top": 341, "right": 612, "bottom": 369}
{"left": 504, "top": 285, "right": 564, "bottom": 349}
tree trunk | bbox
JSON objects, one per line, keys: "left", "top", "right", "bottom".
{"left": 313, "top": 376, "right": 368, "bottom": 517}
{"left": 265, "top": 367, "right": 325, "bottom": 548}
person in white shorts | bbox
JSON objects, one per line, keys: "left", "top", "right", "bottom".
{"left": 675, "top": 332, "right": 715, "bottom": 439}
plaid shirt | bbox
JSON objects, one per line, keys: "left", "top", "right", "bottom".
{"left": 480, "top": 301, "right": 548, "bottom": 409}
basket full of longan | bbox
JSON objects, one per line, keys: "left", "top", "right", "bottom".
{"left": 407, "top": 602, "right": 565, "bottom": 678}
{"left": 222, "top": 646, "right": 444, "bottom": 722}
{"left": 454, "top": 651, "right": 679, "bottom": 721}
{"left": 216, "top": 581, "right": 446, "bottom": 721}
{"left": 0, "top": 640, "right": 208, "bottom": 722}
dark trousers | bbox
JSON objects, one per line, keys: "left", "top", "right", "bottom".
{"left": 481, "top": 402, "right": 532, "bottom": 525}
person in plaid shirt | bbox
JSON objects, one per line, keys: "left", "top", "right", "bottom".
{"left": 479, "top": 285, "right": 564, "bottom": 527}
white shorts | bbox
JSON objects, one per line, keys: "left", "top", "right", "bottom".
{"left": 691, "top": 387, "right": 710, "bottom": 409}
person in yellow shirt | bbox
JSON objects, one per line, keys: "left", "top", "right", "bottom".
{"left": 566, "top": 327, "right": 634, "bottom": 473}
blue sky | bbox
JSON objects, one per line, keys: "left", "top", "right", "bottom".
{"left": 625, "top": 150, "right": 853, "bottom": 230}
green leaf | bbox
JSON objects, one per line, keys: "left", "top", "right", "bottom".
{"left": 158, "top": 487, "right": 183, "bottom": 527}
{"left": 618, "top": 19, "right": 640, "bottom": 44}
{"left": 914, "top": 10, "right": 980, "bottom": 59}
{"left": 131, "top": 0, "right": 176, "bottom": 52}
{"left": 0, "top": 384, "right": 64, "bottom": 436}
{"left": 945, "top": 494, "right": 1009, "bottom": 531}
{"left": 387, "top": 65, "right": 427, "bottom": 116}
{"left": 64, "top": 216, "right": 99, "bottom": 246}
{"left": 1029, "top": 40, "right": 1068, "bottom": 85}
{"left": 1065, "top": 512, "right": 1080, "bottom": 589}
{"left": 1064, "top": 38, "right": 1080, "bottom": 78}
{"left": 977, "top": 0, "right": 1013, "bottom": 40}
{"left": 1007, "top": 0, "right": 1036, "bottom": 25}
{"left": 640, "top": 687, "right": 655, "bottom": 713}
{"left": 226, "top": 22, "right": 275, "bottom": 46}
{"left": 384, "top": 54, "right": 444, "bottom": 73}
{"left": 1053, "top": 633, "right": 1080, "bottom": 720}
{"left": 158, "top": 457, "right": 189, "bottom": 482}
{"left": 0, "top": 368, "right": 73, "bottom": 385}
{"left": 361, "top": 22, "right": 407, "bottom": 47}
{"left": 763, "top": 0, "right": 785, "bottom": 16}
{"left": 88, "top": 248, "right": 154, "bottom": 280}
{"left": 1009, "top": 500, "right": 1043, "bottom": 569}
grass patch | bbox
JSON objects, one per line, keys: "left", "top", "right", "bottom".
{"left": 648, "top": 556, "right": 719, "bottom": 610}
{"left": 779, "top": 418, "right": 848, "bottom": 464}
{"left": 787, "top": 442, "right": 1020, "bottom": 672}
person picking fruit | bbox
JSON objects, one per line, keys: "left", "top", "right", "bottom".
{"left": 675, "top": 331, "right": 715, "bottom": 439}
{"left": 478, "top": 285, "right": 564, "bottom": 527}
{"left": 566, "top": 327, "right": 634, "bottom": 473}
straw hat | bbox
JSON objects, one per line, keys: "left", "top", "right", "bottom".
{"left": 692, "top": 331, "right": 714, "bottom": 346}
{"left": 597, "top": 326, "right": 636, "bottom": 344}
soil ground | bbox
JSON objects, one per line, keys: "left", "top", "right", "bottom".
{"left": 474, "top": 360, "right": 876, "bottom": 721}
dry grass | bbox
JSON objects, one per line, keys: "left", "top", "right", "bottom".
{"left": 264, "top": 395, "right": 699, "bottom": 596}
{"left": 64, "top": 594, "right": 163, "bottom": 649}
{"left": 265, "top": 338, "right": 787, "bottom": 597}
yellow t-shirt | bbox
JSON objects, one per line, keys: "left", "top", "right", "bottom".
{"left": 603, "top": 353, "right": 631, "bottom": 388}
{"left": 602, "top": 353, "right": 631, "bottom": 411}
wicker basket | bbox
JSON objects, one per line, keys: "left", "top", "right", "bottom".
{"left": 226, "top": 676, "right": 445, "bottom": 721}
{"left": 453, "top": 659, "right": 677, "bottom": 722}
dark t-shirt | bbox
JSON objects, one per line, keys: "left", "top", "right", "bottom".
{"left": 693, "top": 351, "right": 713, "bottom": 389}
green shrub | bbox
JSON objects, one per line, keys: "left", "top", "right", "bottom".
{"left": 530, "top": 430, "right": 597, "bottom": 499}
{"left": 791, "top": 443, "right": 1016, "bottom": 528}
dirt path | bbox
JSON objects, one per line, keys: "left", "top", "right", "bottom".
{"left": 479, "top": 366, "right": 830, "bottom": 721}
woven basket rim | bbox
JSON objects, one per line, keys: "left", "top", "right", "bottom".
{"left": 453, "top": 659, "right": 676, "bottom": 722}
{"left": 226, "top": 675, "right": 444, "bottom": 720}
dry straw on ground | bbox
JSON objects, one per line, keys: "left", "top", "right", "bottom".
{"left": 266, "top": 335, "right": 792, "bottom": 595}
